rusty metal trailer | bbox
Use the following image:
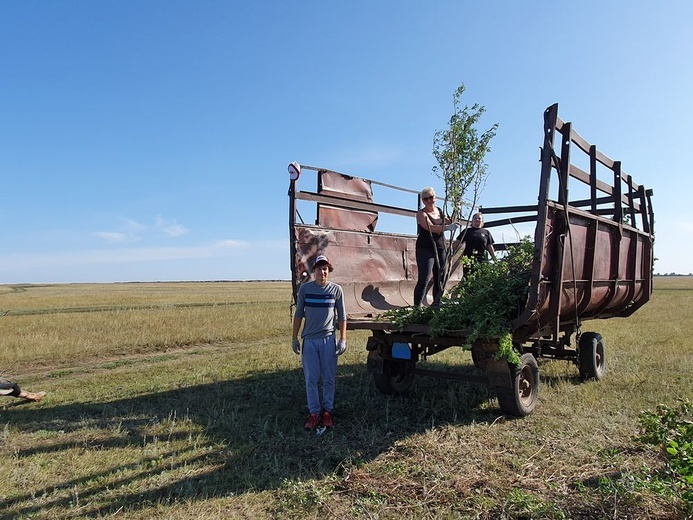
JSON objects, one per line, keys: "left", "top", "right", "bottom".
{"left": 288, "top": 104, "right": 655, "bottom": 416}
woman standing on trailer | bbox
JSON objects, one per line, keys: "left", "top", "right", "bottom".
{"left": 413, "top": 187, "right": 456, "bottom": 307}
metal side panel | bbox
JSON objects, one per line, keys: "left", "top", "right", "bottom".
{"left": 529, "top": 204, "right": 653, "bottom": 329}
{"left": 293, "top": 225, "right": 461, "bottom": 319}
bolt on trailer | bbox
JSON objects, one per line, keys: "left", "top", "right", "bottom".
{"left": 287, "top": 104, "right": 655, "bottom": 416}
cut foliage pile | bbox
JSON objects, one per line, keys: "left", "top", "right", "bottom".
{"left": 379, "top": 238, "right": 535, "bottom": 362}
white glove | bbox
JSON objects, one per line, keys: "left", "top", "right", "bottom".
{"left": 292, "top": 339, "right": 302, "bottom": 355}
{"left": 336, "top": 339, "right": 347, "bottom": 356}
{"left": 444, "top": 222, "right": 460, "bottom": 232}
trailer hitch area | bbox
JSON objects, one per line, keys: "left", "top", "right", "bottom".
{"left": 485, "top": 357, "right": 513, "bottom": 388}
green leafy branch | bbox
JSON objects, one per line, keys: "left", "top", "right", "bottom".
{"left": 379, "top": 239, "right": 534, "bottom": 365}
{"left": 432, "top": 84, "right": 498, "bottom": 289}
{"left": 637, "top": 399, "right": 693, "bottom": 505}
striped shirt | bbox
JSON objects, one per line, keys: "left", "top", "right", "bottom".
{"left": 295, "top": 281, "right": 346, "bottom": 339}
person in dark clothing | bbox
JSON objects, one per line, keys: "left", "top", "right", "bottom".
{"left": 457, "top": 212, "right": 496, "bottom": 275}
{"left": 413, "top": 187, "right": 457, "bottom": 306}
{"left": 0, "top": 377, "right": 46, "bottom": 402}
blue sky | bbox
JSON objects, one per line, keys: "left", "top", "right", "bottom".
{"left": 1, "top": 1, "right": 691, "bottom": 283}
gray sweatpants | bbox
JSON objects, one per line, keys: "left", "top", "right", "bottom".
{"left": 302, "top": 335, "right": 338, "bottom": 415}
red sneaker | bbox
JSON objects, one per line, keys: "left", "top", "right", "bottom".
{"left": 305, "top": 413, "right": 320, "bottom": 431}
{"left": 321, "top": 410, "right": 334, "bottom": 428}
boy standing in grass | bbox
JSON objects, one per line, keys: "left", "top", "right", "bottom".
{"left": 292, "top": 255, "right": 347, "bottom": 431}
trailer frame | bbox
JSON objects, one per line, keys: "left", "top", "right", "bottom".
{"left": 288, "top": 104, "right": 655, "bottom": 416}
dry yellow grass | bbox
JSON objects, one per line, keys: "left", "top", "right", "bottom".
{"left": 0, "top": 278, "right": 690, "bottom": 519}
{"left": 0, "top": 282, "right": 289, "bottom": 310}
{"left": 0, "top": 282, "right": 293, "bottom": 370}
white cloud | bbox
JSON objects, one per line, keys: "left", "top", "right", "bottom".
{"left": 155, "top": 216, "right": 189, "bottom": 237}
{"left": 162, "top": 224, "right": 188, "bottom": 237}
{"left": 91, "top": 231, "right": 138, "bottom": 243}
{"left": 123, "top": 218, "right": 146, "bottom": 231}
{"left": 0, "top": 239, "right": 290, "bottom": 283}
{"left": 0, "top": 240, "right": 259, "bottom": 269}
{"left": 216, "top": 239, "right": 251, "bottom": 248}
{"left": 92, "top": 215, "right": 189, "bottom": 243}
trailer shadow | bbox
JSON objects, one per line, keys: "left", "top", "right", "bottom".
{"left": 0, "top": 362, "right": 502, "bottom": 517}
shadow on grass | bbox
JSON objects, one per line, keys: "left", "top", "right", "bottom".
{"left": 1, "top": 362, "right": 503, "bottom": 517}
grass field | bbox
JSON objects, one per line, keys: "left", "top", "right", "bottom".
{"left": 1, "top": 278, "right": 691, "bottom": 519}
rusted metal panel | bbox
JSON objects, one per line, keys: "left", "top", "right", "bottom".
{"left": 291, "top": 166, "right": 463, "bottom": 318}
{"left": 514, "top": 201, "right": 653, "bottom": 342}
{"left": 320, "top": 170, "right": 374, "bottom": 202}
{"left": 317, "top": 171, "right": 378, "bottom": 231}
{"left": 293, "top": 225, "right": 457, "bottom": 316}
{"left": 317, "top": 207, "right": 378, "bottom": 232}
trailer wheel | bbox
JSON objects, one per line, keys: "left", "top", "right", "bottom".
{"left": 578, "top": 332, "right": 605, "bottom": 381}
{"left": 368, "top": 351, "right": 415, "bottom": 395}
{"left": 496, "top": 353, "right": 539, "bottom": 416}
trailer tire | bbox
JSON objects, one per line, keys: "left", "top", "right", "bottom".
{"left": 578, "top": 332, "right": 605, "bottom": 381}
{"left": 496, "top": 353, "right": 539, "bottom": 416}
{"left": 368, "top": 351, "right": 415, "bottom": 395}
